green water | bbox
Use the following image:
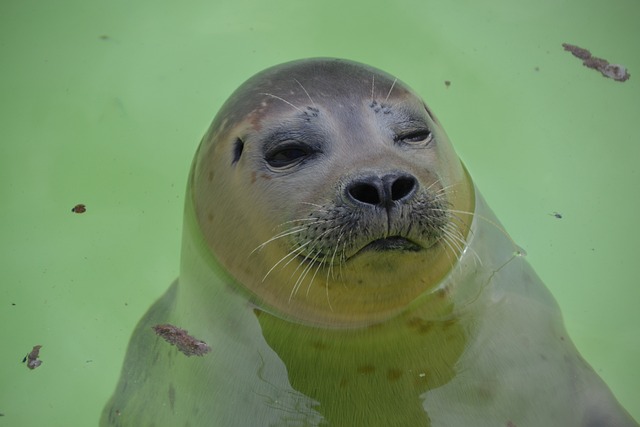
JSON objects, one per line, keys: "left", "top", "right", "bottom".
{"left": 1, "top": 0, "right": 638, "bottom": 425}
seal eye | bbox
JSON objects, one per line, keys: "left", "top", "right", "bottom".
{"left": 397, "top": 130, "right": 433, "bottom": 146}
{"left": 265, "top": 144, "right": 311, "bottom": 168}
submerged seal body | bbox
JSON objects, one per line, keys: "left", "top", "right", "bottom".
{"left": 101, "top": 59, "right": 637, "bottom": 426}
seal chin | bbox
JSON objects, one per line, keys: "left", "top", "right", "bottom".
{"left": 356, "top": 236, "right": 422, "bottom": 255}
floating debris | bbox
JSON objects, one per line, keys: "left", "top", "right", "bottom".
{"left": 550, "top": 212, "right": 563, "bottom": 219}
{"left": 152, "top": 324, "right": 211, "bottom": 357}
{"left": 600, "top": 64, "right": 629, "bottom": 82}
{"left": 562, "top": 43, "right": 630, "bottom": 82}
{"left": 71, "top": 204, "right": 86, "bottom": 213}
{"left": 23, "top": 345, "right": 43, "bottom": 370}
{"left": 562, "top": 43, "right": 591, "bottom": 60}
{"left": 444, "top": 80, "right": 451, "bottom": 88}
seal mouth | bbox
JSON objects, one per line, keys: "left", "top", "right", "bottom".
{"left": 356, "top": 236, "right": 422, "bottom": 255}
{"left": 295, "top": 236, "right": 423, "bottom": 266}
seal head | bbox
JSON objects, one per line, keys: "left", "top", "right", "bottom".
{"left": 190, "top": 58, "right": 474, "bottom": 326}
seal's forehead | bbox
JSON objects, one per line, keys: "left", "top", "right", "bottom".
{"left": 244, "top": 58, "right": 411, "bottom": 100}
{"left": 211, "top": 58, "right": 419, "bottom": 134}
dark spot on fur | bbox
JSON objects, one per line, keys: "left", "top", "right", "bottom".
{"left": 407, "top": 317, "right": 434, "bottom": 334}
{"left": 312, "top": 341, "right": 328, "bottom": 350}
{"left": 442, "top": 318, "right": 456, "bottom": 330}
{"left": 387, "top": 368, "right": 402, "bottom": 381}
{"left": 370, "top": 100, "right": 392, "bottom": 114}
{"left": 357, "top": 365, "right": 376, "bottom": 374}
{"left": 231, "top": 138, "right": 244, "bottom": 165}
{"left": 303, "top": 106, "right": 319, "bottom": 121}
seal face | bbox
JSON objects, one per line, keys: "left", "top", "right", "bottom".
{"left": 191, "top": 58, "right": 474, "bottom": 326}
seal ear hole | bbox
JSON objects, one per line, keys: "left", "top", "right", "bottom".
{"left": 232, "top": 138, "right": 244, "bottom": 165}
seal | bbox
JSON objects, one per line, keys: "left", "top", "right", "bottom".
{"left": 101, "top": 59, "right": 638, "bottom": 426}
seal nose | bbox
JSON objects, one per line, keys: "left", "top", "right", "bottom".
{"left": 346, "top": 173, "right": 418, "bottom": 207}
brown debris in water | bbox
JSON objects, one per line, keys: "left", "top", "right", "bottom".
{"left": 562, "top": 43, "right": 630, "bottom": 82}
{"left": 71, "top": 204, "right": 86, "bottom": 213}
{"left": 23, "top": 345, "right": 43, "bottom": 370}
{"left": 152, "top": 324, "right": 211, "bottom": 357}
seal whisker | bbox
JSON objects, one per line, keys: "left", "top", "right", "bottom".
{"left": 425, "top": 180, "right": 444, "bottom": 193}
{"left": 384, "top": 78, "right": 398, "bottom": 103}
{"left": 253, "top": 216, "right": 332, "bottom": 255}
{"left": 319, "top": 249, "right": 336, "bottom": 312}
{"left": 251, "top": 226, "right": 309, "bottom": 255}
{"left": 273, "top": 217, "right": 324, "bottom": 228}
{"left": 287, "top": 248, "right": 315, "bottom": 299}
{"left": 262, "top": 242, "right": 310, "bottom": 283}
{"left": 293, "top": 78, "right": 316, "bottom": 109}
{"left": 299, "top": 201, "right": 328, "bottom": 209}
{"left": 321, "top": 227, "right": 348, "bottom": 298}
{"left": 429, "top": 207, "right": 467, "bottom": 232}
{"left": 259, "top": 92, "right": 304, "bottom": 113}
{"left": 323, "top": 245, "right": 340, "bottom": 309}
{"left": 443, "top": 230, "right": 477, "bottom": 272}
{"left": 307, "top": 255, "right": 333, "bottom": 311}
{"left": 438, "top": 230, "right": 459, "bottom": 270}
{"left": 441, "top": 222, "right": 475, "bottom": 267}
{"left": 338, "top": 229, "right": 353, "bottom": 287}
{"left": 305, "top": 253, "right": 325, "bottom": 298}
{"left": 442, "top": 223, "right": 465, "bottom": 254}
{"left": 443, "top": 222, "right": 481, "bottom": 266}
{"left": 441, "top": 231, "right": 466, "bottom": 266}
{"left": 327, "top": 230, "right": 345, "bottom": 281}
{"left": 443, "top": 208, "right": 521, "bottom": 253}
{"left": 290, "top": 251, "right": 321, "bottom": 302}
{"left": 370, "top": 74, "right": 375, "bottom": 103}
{"left": 285, "top": 223, "right": 344, "bottom": 298}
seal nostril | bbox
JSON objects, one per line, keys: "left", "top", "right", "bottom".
{"left": 347, "top": 174, "right": 418, "bottom": 207}
{"left": 391, "top": 176, "right": 417, "bottom": 201}
{"left": 348, "top": 183, "right": 382, "bottom": 205}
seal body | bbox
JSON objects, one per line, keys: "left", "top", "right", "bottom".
{"left": 101, "top": 59, "right": 638, "bottom": 426}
